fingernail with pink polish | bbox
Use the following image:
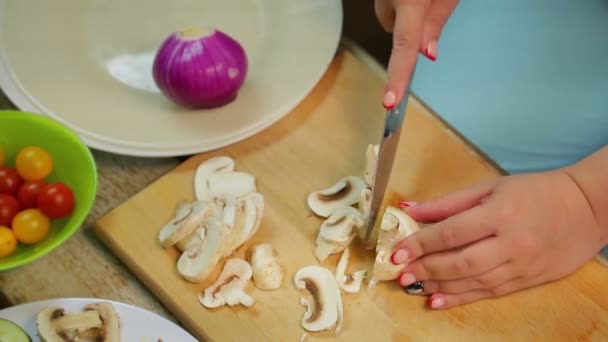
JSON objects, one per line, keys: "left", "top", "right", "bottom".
{"left": 399, "top": 272, "right": 416, "bottom": 286}
{"left": 383, "top": 91, "right": 396, "bottom": 109}
{"left": 424, "top": 40, "right": 438, "bottom": 61}
{"left": 398, "top": 201, "right": 416, "bottom": 208}
{"left": 391, "top": 249, "right": 409, "bottom": 265}
{"left": 428, "top": 296, "right": 446, "bottom": 309}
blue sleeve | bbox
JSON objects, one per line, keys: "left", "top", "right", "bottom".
{"left": 410, "top": 0, "right": 608, "bottom": 174}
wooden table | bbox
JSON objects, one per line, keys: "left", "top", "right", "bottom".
{"left": 1, "top": 39, "right": 607, "bottom": 341}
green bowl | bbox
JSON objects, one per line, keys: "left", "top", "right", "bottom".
{"left": 0, "top": 110, "right": 97, "bottom": 271}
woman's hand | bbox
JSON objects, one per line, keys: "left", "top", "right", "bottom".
{"left": 391, "top": 170, "right": 605, "bottom": 309}
{"left": 374, "top": 0, "right": 459, "bottom": 108}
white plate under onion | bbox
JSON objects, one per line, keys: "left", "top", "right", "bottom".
{"left": 0, "top": 0, "right": 343, "bottom": 157}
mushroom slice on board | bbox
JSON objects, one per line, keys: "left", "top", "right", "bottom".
{"left": 199, "top": 258, "right": 255, "bottom": 308}
{"left": 210, "top": 194, "right": 238, "bottom": 229}
{"left": 177, "top": 216, "right": 230, "bottom": 283}
{"left": 293, "top": 265, "right": 344, "bottom": 335}
{"left": 157, "top": 201, "right": 192, "bottom": 247}
{"left": 158, "top": 200, "right": 214, "bottom": 248}
{"left": 36, "top": 302, "right": 120, "bottom": 342}
{"left": 314, "top": 206, "right": 363, "bottom": 262}
{"left": 307, "top": 176, "right": 367, "bottom": 218}
{"left": 221, "top": 192, "right": 264, "bottom": 258}
{"left": 334, "top": 248, "right": 367, "bottom": 294}
{"left": 363, "top": 144, "right": 379, "bottom": 187}
{"left": 194, "top": 156, "right": 235, "bottom": 200}
{"left": 176, "top": 224, "right": 207, "bottom": 254}
{"left": 206, "top": 171, "right": 257, "bottom": 202}
{"left": 247, "top": 243, "right": 284, "bottom": 290}
{"left": 356, "top": 188, "right": 372, "bottom": 239}
{"left": 177, "top": 193, "right": 243, "bottom": 254}
{"left": 370, "top": 206, "right": 421, "bottom": 286}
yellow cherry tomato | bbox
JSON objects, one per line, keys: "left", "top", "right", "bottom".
{"left": 0, "top": 226, "right": 17, "bottom": 258}
{"left": 0, "top": 146, "right": 4, "bottom": 166}
{"left": 11, "top": 209, "right": 50, "bottom": 244}
{"left": 15, "top": 146, "right": 53, "bottom": 181}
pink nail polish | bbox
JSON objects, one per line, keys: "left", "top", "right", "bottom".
{"left": 424, "top": 40, "right": 438, "bottom": 61}
{"left": 399, "top": 273, "right": 416, "bottom": 286}
{"left": 428, "top": 296, "right": 445, "bottom": 309}
{"left": 383, "top": 91, "right": 396, "bottom": 109}
{"left": 398, "top": 201, "right": 416, "bottom": 208}
{"left": 391, "top": 249, "right": 409, "bottom": 265}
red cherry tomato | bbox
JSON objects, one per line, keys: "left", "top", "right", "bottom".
{"left": 37, "top": 182, "right": 75, "bottom": 219}
{"left": 0, "top": 194, "right": 20, "bottom": 227}
{"left": 17, "top": 180, "right": 46, "bottom": 209}
{"left": 0, "top": 167, "right": 23, "bottom": 196}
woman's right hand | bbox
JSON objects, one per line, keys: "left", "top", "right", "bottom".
{"left": 374, "top": 0, "right": 459, "bottom": 108}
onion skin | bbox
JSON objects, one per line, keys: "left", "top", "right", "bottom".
{"left": 152, "top": 28, "right": 248, "bottom": 109}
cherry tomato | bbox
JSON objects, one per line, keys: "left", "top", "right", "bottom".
{"left": 0, "top": 194, "right": 20, "bottom": 227}
{"left": 0, "top": 167, "right": 23, "bottom": 195}
{"left": 11, "top": 209, "right": 50, "bottom": 244}
{"left": 37, "top": 182, "right": 75, "bottom": 219}
{"left": 16, "top": 180, "right": 45, "bottom": 209}
{"left": 15, "top": 146, "right": 53, "bottom": 181}
{"left": 0, "top": 226, "right": 17, "bottom": 258}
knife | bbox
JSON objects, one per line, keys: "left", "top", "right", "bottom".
{"left": 362, "top": 70, "right": 415, "bottom": 247}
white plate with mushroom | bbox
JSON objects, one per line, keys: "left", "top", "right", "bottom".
{"left": 0, "top": 0, "right": 343, "bottom": 157}
{"left": 0, "top": 297, "right": 198, "bottom": 341}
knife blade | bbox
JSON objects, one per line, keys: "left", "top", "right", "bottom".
{"left": 362, "top": 74, "right": 415, "bottom": 247}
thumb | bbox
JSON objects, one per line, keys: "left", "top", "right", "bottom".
{"left": 402, "top": 178, "right": 497, "bottom": 223}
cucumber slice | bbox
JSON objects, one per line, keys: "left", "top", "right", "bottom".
{"left": 0, "top": 318, "right": 31, "bottom": 342}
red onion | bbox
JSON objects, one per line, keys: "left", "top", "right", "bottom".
{"left": 152, "top": 27, "right": 248, "bottom": 109}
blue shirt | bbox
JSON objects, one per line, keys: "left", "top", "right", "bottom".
{"left": 411, "top": 0, "right": 608, "bottom": 174}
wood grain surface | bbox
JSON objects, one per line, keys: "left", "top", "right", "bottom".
{"left": 92, "top": 50, "right": 608, "bottom": 342}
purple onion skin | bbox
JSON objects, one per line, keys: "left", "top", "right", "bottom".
{"left": 152, "top": 29, "right": 248, "bottom": 109}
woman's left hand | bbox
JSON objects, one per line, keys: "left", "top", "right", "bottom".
{"left": 391, "top": 170, "right": 606, "bottom": 309}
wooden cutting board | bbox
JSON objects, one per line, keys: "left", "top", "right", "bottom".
{"left": 95, "top": 49, "right": 608, "bottom": 341}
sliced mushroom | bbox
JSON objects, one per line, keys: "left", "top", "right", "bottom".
{"left": 36, "top": 302, "right": 120, "bottom": 342}
{"left": 206, "top": 171, "right": 257, "bottom": 201}
{"left": 221, "top": 192, "right": 264, "bottom": 258}
{"left": 209, "top": 194, "right": 238, "bottom": 229}
{"left": 194, "top": 156, "right": 235, "bottom": 200}
{"left": 199, "top": 258, "right": 255, "bottom": 308}
{"left": 371, "top": 206, "right": 421, "bottom": 283}
{"left": 158, "top": 200, "right": 214, "bottom": 248}
{"left": 293, "top": 265, "right": 344, "bottom": 334}
{"left": 363, "top": 144, "right": 379, "bottom": 187}
{"left": 334, "top": 248, "right": 366, "bottom": 294}
{"left": 247, "top": 243, "right": 284, "bottom": 290}
{"left": 356, "top": 188, "right": 373, "bottom": 239}
{"left": 177, "top": 216, "right": 230, "bottom": 283}
{"left": 176, "top": 224, "right": 207, "bottom": 254}
{"left": 175, "top": 193, "right": 241, "bottom": 253}
{"left": 83, "top": 302, "right": 120, "bottom": 342}
{"left": 358, "top": 188, "right": 371, "bottom": 218}
{"left": 158, "top": 201, "right": 192, "bottom": 247}
{"left": 314, "top": 206, "right": 363, "bottom": 262}
{"left": 307, "top": 176, "right": 367, "bottom": 218}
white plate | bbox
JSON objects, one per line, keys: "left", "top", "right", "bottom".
{"left": 0, "top": 0, "right": 342, "bottom": 157}
{"left": 0, "top": 297, "right": 198, "bottom": 341}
